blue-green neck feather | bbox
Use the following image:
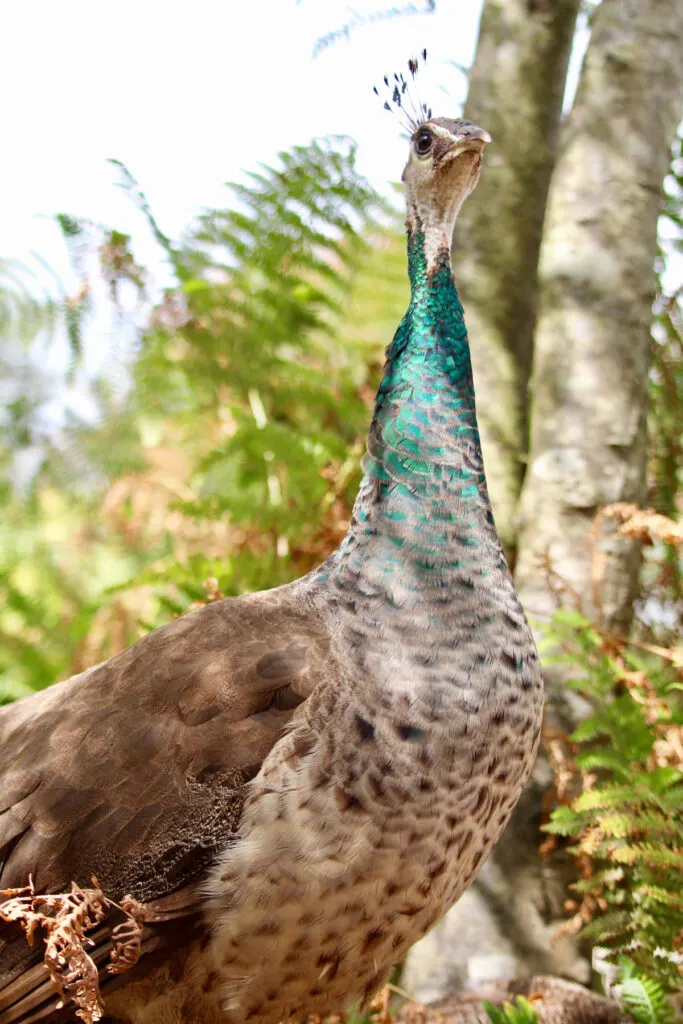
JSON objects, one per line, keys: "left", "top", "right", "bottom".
{"left": 371, "top": 227, "right": 479, "bottom": 489}
{"left": 321, "top": 225, "right": 503, "bottom": 596}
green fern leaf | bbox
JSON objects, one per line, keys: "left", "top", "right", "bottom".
{"left": 619, "top": 975, "right": 675, "bottom": 1024}
{"left": 480, "top": 997, "right": 539, "bottom": 1024}
{"left": 573, "top": 785, "right": 635, "bottom": 812}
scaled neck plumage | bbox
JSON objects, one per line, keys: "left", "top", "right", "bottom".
{"left": 312, "top": 119, "right": 507, "bottom": 612}
{"left": 321, "top": 212, "right": 504, "bottom": 603}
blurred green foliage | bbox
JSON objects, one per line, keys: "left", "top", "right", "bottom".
{"left": 479, "top": 996, "right": 539, "bottom": 1023}
{"left": 0, "top": 138, "right": 406, "bottom": 699}
{"left": 617, "top": 957, "right": 677, "bottom": 1024}
{"left": 543, "top": 608, "right": 682, "bottom": 992}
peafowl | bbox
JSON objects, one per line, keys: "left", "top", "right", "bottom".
{"left": 0, "top": 91, "right": 543, "bottom": 1024}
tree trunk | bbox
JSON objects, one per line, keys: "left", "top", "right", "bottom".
{"left": 515, "top": 0, "right": 683, "bottom": 631}
{"left": 454, "top": 0, "right": 581, "bottom": 556}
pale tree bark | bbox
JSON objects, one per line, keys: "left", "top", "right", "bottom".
{"left": 405, "top": 0, "right": 683, "bottom": 1000}
{"left": 515, "top": 0, "right": 683, "bottom": 631}
{"left": 454, "top": 0, "right": 581, "bottom": 555}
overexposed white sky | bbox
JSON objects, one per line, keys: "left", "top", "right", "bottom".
{"left": 1, "top": 0, "right": 483, "bottom": 284}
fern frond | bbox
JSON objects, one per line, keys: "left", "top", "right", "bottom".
{"left": 542, "top": 804, "right": 583, "bottom": 836}
{"left": 575, "top": 751, "right": 634, "bottom": 779}
{"left": 609, "top": 843, "right": 683, "bottom": 869}
{"left": 480, "top": 997, "right": 539, "bottom": 1024}
{"left": 573, "top": 785, "right": 638, "bottom": 812}
{"left": 577, "top": 909, "right": 631, "bottom": 942}
{"left": 619, "top": 974, "right": 676, "bottom": 1024}
{"left": 596, "top": 814, "right": 634, "bottom": 838}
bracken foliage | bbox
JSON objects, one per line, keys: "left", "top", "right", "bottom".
{"left": 542, "top": 578, "right": 683, "bottom": 991}
{"left": 0, "top": 139, "right": 403, "bottom": 700}
{"left": 479, "top": 997, "right": 539, "bottom": 1024}
{"left": 617, "top": 957, "right": 677, "bottom": 1024}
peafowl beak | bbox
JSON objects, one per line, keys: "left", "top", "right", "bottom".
{"left": 440, "top": 124, "right": 491, "bottom": 164}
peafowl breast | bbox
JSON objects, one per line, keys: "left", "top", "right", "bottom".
{"left": 0, "top": 116, "right": 543, "bottom": 1024}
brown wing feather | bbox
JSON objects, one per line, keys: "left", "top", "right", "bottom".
{"left": 0, "top": 582, "right": 330, "bottom": 1021}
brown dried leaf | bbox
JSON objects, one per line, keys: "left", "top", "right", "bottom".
{"left": 649, "top": 725, "right": 683, "bottom": 771}
{"left": 578, "top": 827, "right": 603, "bottom": 857}
{"left": 109, "top": 895, "right": 147, "bottom": 975}
{"left": 0, "top": 880, "right": 35, "bottom": 898}
{"left": 45, "top": 934, "right": 103, "bottom": 1023}
{"left": 0, "top": 879, "right": 149, "bottom": 1024}
{"left": 0, "top": 900, "right": 45, "bottom": 945}
{"left": 603, "top": 502, "right": 683, "bottom": 548}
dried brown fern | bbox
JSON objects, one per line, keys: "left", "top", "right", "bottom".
{"left": 108, "top": 894, "right": 146, "bottom": 975}
{"left": 0, "top": 877, "right": 146, "bottom": 1024}
{"left": 602, "top": 502, "right": 683, "bottom": 548}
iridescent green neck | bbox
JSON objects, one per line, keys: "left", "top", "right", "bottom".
{"left": 323, "top": 224, "right": 501, "bottom": 592}
{"left": 371, "top": 225, "right": 478, "bottom": 485}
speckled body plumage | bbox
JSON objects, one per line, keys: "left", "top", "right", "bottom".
{"left": 0, "top": 118, "right": 542, "bottom": 1024}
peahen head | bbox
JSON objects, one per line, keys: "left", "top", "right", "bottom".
{"left": 375, "top": 54, "right": 490, "bottom": 253}
{"left": 402, "top": 117, "right": 491, "bottom": 257}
